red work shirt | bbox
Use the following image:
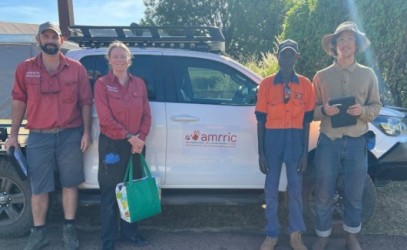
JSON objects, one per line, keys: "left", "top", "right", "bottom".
{"left": 12, "top": 53, "right": 93, "bottom": 129}
{"left": 94, "top": 72, "right": 151, "bottom": 141}
{"left": 256, "top": 72, "right": 315, "bottom": 129}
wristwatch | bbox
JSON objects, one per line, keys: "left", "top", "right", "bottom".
{"left": 126, "top": 133, "right": 133, "bottom": 140}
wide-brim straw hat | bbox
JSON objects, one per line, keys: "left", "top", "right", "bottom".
{"left": 322, "top": 21, "right": 370, "bottom": 56}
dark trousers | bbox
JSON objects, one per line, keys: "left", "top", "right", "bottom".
{"left": 98, "top": 133, "right": 144, "bottom": 242}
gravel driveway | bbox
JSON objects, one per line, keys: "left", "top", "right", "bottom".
{"left": 1, "top": 181, "right": 406, "bottom": 249}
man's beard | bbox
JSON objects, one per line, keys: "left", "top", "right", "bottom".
{"left": 40, "top": 43, "right": 59, "bottom": 55}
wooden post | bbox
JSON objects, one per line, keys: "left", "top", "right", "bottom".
{"left": 57, "top": 0, "right": 74, "bottom": 38}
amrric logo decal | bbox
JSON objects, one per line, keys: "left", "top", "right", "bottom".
{"left": 184, "top": 129, "right": 237, "bottom": 148}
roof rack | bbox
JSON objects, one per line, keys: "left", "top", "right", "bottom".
{"left": 67, "top": 25, "right": 225, "bottom": 53}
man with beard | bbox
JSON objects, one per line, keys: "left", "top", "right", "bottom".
{"left": 5, "top": 22, "right": 92, "bottom": 250}
{"left": 256, "top": 39, "right": 315, "bottom": 250}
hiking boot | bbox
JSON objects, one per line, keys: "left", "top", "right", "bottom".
{"left": 260, "top": 236, "right": 278, "bottom": 250}
{"left": 102, "top": 240, "right": 115, "bottom": 250}
{"left": 290, "top": 231, "right": 307, "bottom": 250}
{"left": 24, "top": 227, "right": 49, "bottom": 250}
{"left": 346, "top": 233, "right": 362, "bottom": 250}
{"left": 311, "top": 236, "right": 329, "bottom": 250}
{"left": 122, "top": 235, "right": 150, "bottom": 247}
{"left": 62, "top": 224, "right": 79, "bottom": 250}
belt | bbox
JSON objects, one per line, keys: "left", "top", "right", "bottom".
{"left": 30, "top": 128, "right": 66, "bottom": 133}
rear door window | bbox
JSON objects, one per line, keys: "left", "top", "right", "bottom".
{"left": 164, "top": 57, "right": 257, "bottom": 105}
{"left": 80, "top": 55, "right": 163, "bottom": 101}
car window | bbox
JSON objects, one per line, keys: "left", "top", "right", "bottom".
{"left": 167, "top": 57, "right": 257, "bottom": 105}
{"left": 80, "top": 55, "right": 161, "bottom": 101}
{"left": 80, "top": 55, "right": 108, "bottom": 91}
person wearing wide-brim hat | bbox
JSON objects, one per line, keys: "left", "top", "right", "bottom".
{"left": 321, "top": 21, "right": 371, "bottom": 57}
{"left": 311, "top": 21, "right": 382, "bottom": 250}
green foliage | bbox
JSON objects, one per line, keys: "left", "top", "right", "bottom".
{"left": 141, "top": 0, "right": 290, "bottom": 58}
{"left": 282, "top": 0, "right": 353, "bottom": 80}
{"left": 244, "top": 52, "right": 279, "bottom": 78}
{"left": 227, "top": 0, "right": 288, "bottom": 57}
{"left": 282, "top": 0, "right": 407, "bottom": 106}
{"left": 142, "top": 0, "right": 407, "bottom": 106}
{"left": 355, "top": 0, "right": 407, "bottom": 107}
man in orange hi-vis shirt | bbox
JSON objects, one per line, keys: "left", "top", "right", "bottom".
{"left": 256, "top": 39, "right": 315, "bottom": 250}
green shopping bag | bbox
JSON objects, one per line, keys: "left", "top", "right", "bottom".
{"left": 116, "top": 154, "right": 161, "bottom": 223}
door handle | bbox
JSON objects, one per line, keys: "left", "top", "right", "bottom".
{"left": 170, "top": 115, "right": 200, "bottom": 122}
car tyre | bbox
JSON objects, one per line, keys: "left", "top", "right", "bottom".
{"left": 0, "top": 158, "right": 32, "bottom": 238}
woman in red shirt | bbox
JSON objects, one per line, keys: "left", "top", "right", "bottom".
{"left": 94, "top": 41, "right": 151, "bottom": 250}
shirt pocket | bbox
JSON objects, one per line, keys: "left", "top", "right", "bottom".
{"left": 25, "top": 77, "right": 41, "bottom": 102}
{"left": 266, "top": 100, "right": 284, "bottom": 122}
{"left": 291, "top": 91, "right": 306, "bottom": 126}
{"left": 61, "top": 80, "right": 78, "bottom": 103}
{"left": 107, "top": 91, "right": 125, "bottom": 119}
{"left": 130, "top": 92, "right": 144, "bottom": 111}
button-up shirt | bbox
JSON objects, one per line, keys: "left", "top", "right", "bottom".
{"left": 94, "top": 72, "right": 151, "bottom": 141}
{"left": 313, "top": 61, "right": 382, "bottom": 139}
{"left": 12, "top": 52, "right": 93, "bottom": 129}
{"left": 255, "top": 71, "right": 315, "bottom": 129}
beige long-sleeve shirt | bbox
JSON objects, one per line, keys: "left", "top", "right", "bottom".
{"left": 313, "top": 61, "right": 382, "bottom": 140}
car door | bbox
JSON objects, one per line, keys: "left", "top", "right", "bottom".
{"left": 162, "top": 55, "right": 264, "bottom": 188}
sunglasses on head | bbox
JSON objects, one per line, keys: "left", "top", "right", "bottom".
{"left": 283, "top": 84, "right": 291, "bottom": 104}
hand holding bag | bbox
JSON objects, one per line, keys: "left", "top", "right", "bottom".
{"left": 116, "top": 154, "right": 161, "bottom": 223}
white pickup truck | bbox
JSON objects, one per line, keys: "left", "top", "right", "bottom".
{"left": 1, "top": 25, "right": 407, "bottom": 238}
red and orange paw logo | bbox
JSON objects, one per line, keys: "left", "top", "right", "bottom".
{"left": 192, "top": 130, "right": 200, "bottom": 140}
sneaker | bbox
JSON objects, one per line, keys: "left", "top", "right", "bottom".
{"left": 260, "top": 236, "right": 278, "bottom": 250}
{"left": 346, "top": 233, "right": 362, "bottom": 250}
{"left": 62, "top": 224, "right": 80, "bottom": 250}
{"left": 24, "top": 227, "right": 49, "bottom": 250}
{"left": 311, "top": 236, "right": 329, "bottom": 250}
{"left": 290, "top": 231, "right": 307, "bottom": 250}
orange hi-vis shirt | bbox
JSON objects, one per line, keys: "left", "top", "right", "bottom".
{"left": 255, "top": 72, "right": 315, "bottom": 129}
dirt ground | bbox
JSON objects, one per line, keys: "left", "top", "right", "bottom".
{"left": 2, "top": 181, "right": 407, "bottom": 249}
{"left": 362, "top": 181, "right": 407, "bottom": 235}
{"left": 71, "top": 181, "right": 407, "bottom": 236}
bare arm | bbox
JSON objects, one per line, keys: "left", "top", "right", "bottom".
{"left": 298, "top": 121, "right": 310, "bottom": 174}
{"left": 80, "top": 104, "right": 92, "bottom": 152}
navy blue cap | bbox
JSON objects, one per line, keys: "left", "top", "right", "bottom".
{"left": 278, "top": 39, "right": 299, "bottom": 54}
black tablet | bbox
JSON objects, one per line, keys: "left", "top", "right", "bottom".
{"left": 329, "top": 96, "right": 357, "bottom": 128}
{"left": 8, "top": 146, "right": 29, "bottom": 180}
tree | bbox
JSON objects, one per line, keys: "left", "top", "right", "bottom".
{"left": 141, "top": 0, "right": 290, "bottom": 59}
{"left": 226, "top": 0, "right": 288, "bottom": 58}
{"left": 356, "top": 0, "right": 407, "bottom": 106}
{"left": 282, "top": 0, "right": 407, "bottom": 106}
{"left": 282, "top": 0, "right": 353, "bottom": 80}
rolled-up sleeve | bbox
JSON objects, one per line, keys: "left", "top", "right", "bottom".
{"left": 78, "top": 66, "right": 93, "bottom": 107}
{"left": 359, "top": 69, "right": 382, "bottom": 122}
{"left": 12, "top": 63, "right": 28, "bottom": 103}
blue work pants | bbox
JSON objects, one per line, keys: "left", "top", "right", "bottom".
{"left": 264, "top": 129, "right": 306, "bottom": 237}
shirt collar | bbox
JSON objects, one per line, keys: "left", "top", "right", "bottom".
{"left": 106, "top": 71, "right": 134, "bottom": 85}
{"left": 333, "top": 60, "right": 358, "bottom": 72}
{"left": 34, "top": 52, "right": 69, "bottom": 70}
{"left": 273, "top": 71, "right": 299, "bottom": 85}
